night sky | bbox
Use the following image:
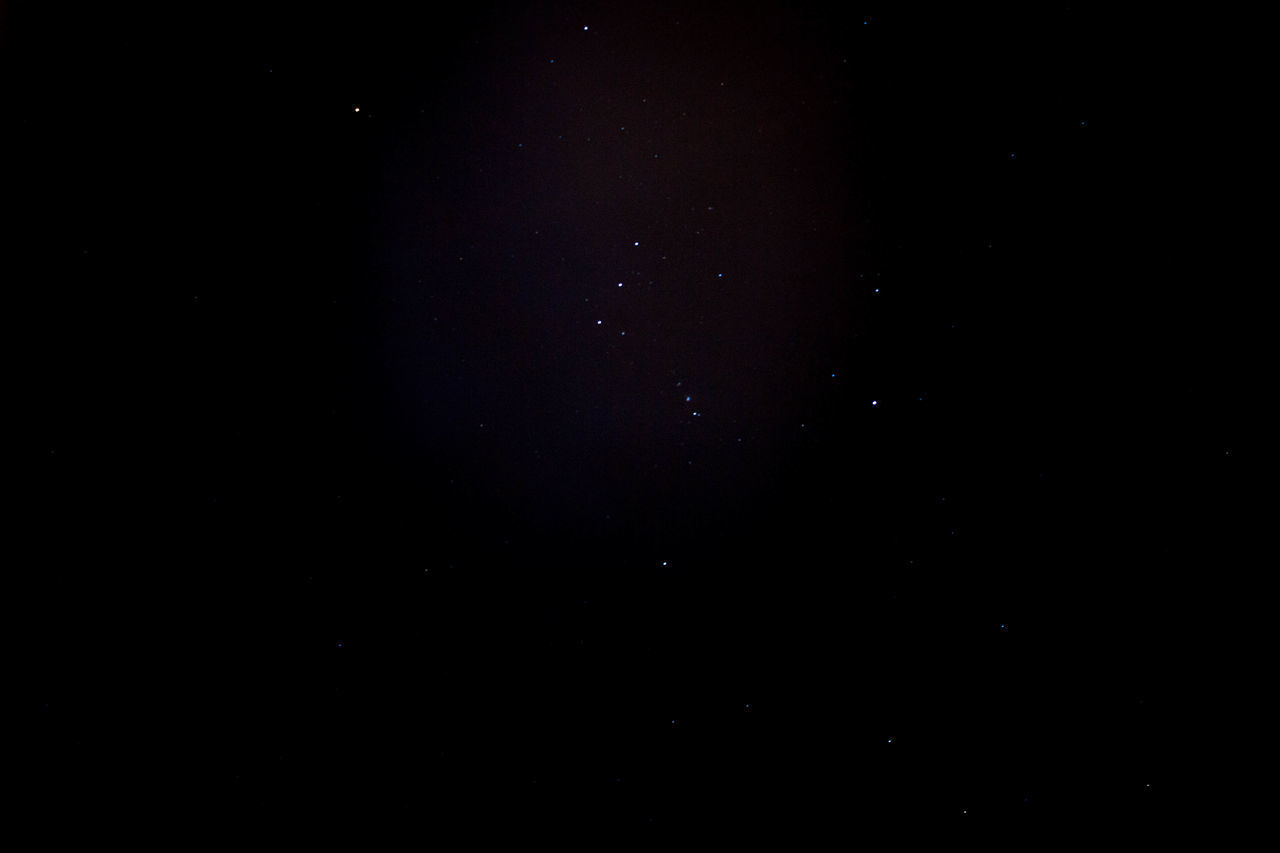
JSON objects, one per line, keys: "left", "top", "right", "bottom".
{"left": 15, "top": 0, "right": 1249, "bottom": 842}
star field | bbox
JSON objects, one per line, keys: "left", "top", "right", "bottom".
{"left": 13, "top": 0, "right": 1249, "bottom": 844}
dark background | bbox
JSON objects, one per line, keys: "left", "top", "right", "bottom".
{"left": 12, "top": 0, "right": 1252, "bottom": 841}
